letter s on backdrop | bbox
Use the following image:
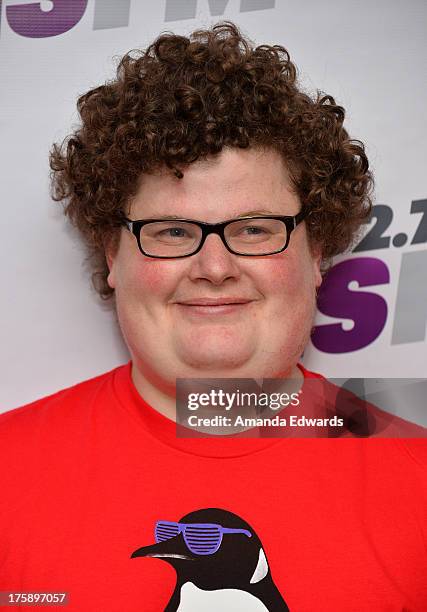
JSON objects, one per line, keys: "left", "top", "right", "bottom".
{"left": 6, "top": 0, "right": 88, "bottom": 38}
{"left": 311, "top": 257, "right": 389, "bottom": 353}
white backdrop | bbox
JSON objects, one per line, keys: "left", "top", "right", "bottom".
{"left": 1, "top": 0, "right": 426, "bottom": 413}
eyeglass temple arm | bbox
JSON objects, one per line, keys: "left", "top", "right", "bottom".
{"left": 122, "top": 218, "right": 133, "bottom": 230}
{"left": 221, "top": 527, "right": 252, "bottom": 537}
{"left": 294, "top": 206, "right": 310, "bottom": 228}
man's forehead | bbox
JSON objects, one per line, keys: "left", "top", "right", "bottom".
{"left": 133, "top": 148, "right": 294, "bottom": 195}
{"left": 126, "top": 149, "right": 299, "bottom": 221}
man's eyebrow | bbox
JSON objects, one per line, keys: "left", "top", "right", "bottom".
{"left": 146, "top": 215, "right": 184, "bottom": 220}
{"left": 235, "top": 210, "right": 275, "bottom": 217}
{"left": 139, "top": 210, "right": 276, "bottom": 221}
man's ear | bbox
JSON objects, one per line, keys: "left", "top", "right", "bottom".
{"left": 104, "top": 234, "right": 119, "bottom": 290}
{"left": 106, "top": 262, "right": 115, "bottom": 290}
{"left": 312, "top": 244, "right": 323, "bottom": 289}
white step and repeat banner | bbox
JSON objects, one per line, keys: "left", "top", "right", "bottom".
{"left": 1, "top": 0, "right": 426, "bottom": 415}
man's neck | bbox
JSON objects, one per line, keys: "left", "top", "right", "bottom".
{"left": 130, "top": 362, "right": 177, "bottom": 421}
{"left": 130, "top": 361, "right": 304, "bottom": 423}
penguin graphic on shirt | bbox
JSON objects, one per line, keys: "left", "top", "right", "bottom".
{"left": 131, "top": 507, "right": 289, "bottom": 611}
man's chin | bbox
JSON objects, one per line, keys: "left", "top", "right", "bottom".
{"left": 177, "top": 347, "right": 254, "bottom": 375}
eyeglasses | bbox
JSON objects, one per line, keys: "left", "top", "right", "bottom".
{"left": 155, "top": 520, "right": 252, "bottom": 555}
{"left": 121, "top": 208, "right": 308, "bottom": 258}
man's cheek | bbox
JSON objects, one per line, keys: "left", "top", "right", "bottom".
{"left": 261, "top": 258, "right": 301, "bottom": 293}
{"left": 130, "top": 262, "right": 175, "bottom": 294}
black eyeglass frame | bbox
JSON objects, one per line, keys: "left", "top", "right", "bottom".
{"left": 121, "top": 208, "right": 309, "bottom": 259}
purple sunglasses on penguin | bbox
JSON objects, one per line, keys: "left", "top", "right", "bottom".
{"left": 155, "top": 520, "right": 252, "bottom": 555}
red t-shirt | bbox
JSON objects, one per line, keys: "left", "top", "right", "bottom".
{"left": 0, "top": 363, "right": 426, "bottom": 611}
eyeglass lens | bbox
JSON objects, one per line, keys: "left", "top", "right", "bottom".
{"left": 155, "top": 521, "right": 180, "bottom": 541}
{"left": 139, "top": 218, "right": 288, "bottom": 256}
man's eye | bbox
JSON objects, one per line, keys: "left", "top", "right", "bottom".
{"left": 242, "top": 226, "right": 268, "bottom": 235}
{"left": 158, "top": 227, "right": 189, "bottom": 238}
{"left": 236, "top": 225, "right": 272, "bottom": 237}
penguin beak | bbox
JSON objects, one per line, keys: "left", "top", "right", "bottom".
{"left": 131, "top": 534, "right": 194, "bottom": 561}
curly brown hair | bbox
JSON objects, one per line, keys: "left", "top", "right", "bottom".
{"left": 50, "top": 21, "right": 373, "bottom": 300}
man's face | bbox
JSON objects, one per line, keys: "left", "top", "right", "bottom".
{"left": 107, "top": 147, "right": 322, "bottom": 388}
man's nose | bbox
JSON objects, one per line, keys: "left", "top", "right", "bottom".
{"left": 188, "top": 234, "right": 241, "bottom": 284}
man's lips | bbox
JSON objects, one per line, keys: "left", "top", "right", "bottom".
{"left": 174, "top": 298, "right": 255, "bottom": 315}
{"left": 176, "top": 298, "right": 253, "bottom": 306}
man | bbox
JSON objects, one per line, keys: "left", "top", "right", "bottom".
{"left": 1, "top": 22, "right": 426, "bottom": 611}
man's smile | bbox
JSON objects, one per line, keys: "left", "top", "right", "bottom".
{"left": 174, "top": 298, "right": 255, "bottom": 316}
